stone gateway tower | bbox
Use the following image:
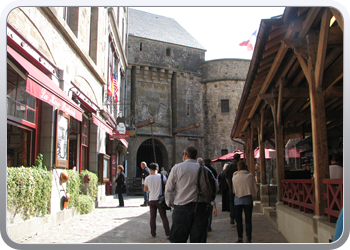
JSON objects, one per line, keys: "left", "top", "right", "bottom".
{"left": 125, "top": 9, "right": 247, "bottom": 177}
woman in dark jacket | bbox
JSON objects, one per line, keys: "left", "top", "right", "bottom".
{"left": 114, "top": 165, "right": 125, "bottom": 207}
{"left": 218, "top": 163, "right": 230, "bottom": 212}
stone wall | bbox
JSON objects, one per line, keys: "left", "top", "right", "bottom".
{"left": 201, "top": 59, "right": 249, "bottom": 166}
{"left": 128, "top": 36, "right": 205, "bottom": 73}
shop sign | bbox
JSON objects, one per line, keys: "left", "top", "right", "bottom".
{"left": 109, "top": 130, "right": 130, "bottom": 140}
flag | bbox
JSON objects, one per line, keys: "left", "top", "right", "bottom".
{"left": 112, "top": 72, "right": 118, "bottom": 102}
{"left": 107, "top": 71, "right": 114, "bottom": 100}
{"left": 239, "top": 30, "right": 257, "bottom": 51}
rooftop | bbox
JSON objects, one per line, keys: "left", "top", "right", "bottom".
{"left": 128, "top": 8, "right": 206, "bottom": 51}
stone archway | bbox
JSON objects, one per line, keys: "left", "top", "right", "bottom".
{"left": 136, "top": 139, "right": 168, "bottom": 177}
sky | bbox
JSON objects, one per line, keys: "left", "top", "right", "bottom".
{"left": 132, "top": 7, "right": 286, "bottom": 61}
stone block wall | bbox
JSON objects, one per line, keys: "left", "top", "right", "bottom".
{"left": 128, "top": 36, "right": 205, "bottom": 73}
{"left": 201, "top": 59, "right": 249, "bottom": 162}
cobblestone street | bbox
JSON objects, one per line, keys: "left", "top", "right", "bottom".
{"left": 21, "top": 195, "right": 288, "bottom": 244}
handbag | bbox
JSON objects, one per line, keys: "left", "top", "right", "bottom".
{"left": 158, "top": 174, "right": 171, "bottom": 210}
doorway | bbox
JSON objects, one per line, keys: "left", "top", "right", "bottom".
{"left": 136, "top": 139, "right": 168, "bottom": 177}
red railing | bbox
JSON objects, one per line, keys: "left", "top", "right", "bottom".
{"left": 281, "top": 179, "right": 315, "bottom": 213}
{"left": 322, "top": 179, "right": 343, "bottom": 223}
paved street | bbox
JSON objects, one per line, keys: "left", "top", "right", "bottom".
{"left": 21, "top": 194, "right": 288, "bottom": 244}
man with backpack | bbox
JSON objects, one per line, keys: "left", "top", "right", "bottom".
{"left": 165, "top": 145, "right": 218, "bottom": 243}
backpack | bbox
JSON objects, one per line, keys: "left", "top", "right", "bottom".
{"left": 196, "top": 164, "right": 218, "bottom": 204}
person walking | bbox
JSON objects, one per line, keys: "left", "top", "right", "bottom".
{"left": 140, "top": 161, "right": 151, "bottom": 206}
{"left": 165, "top": 145, "right": 218, "bottom": 243}
{"left": 232, "top": 160, "right": 258, "bottom": 243}
{"left": 143, "top": 163, "right": 170, "bottom": 239}
{"left": 203, "top": 158, "right": 218, "bottom": 232}
{"left": 160, "top": 167, "right": 168, "bottom": 178}
{"left": 225, "top": 154, "right": 240, "bottom": 225}
{"left": 218, "top": 163, "right": 230, "bottom": 212}
{"left": 113, "top": 165, "right": 125, "bottom": 207}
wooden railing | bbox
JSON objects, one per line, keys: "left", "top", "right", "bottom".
{"left": 281, "top": 179, "right": 315, "bottom": 213}
{"left": 281, "top": 179, "right": 343, "bottom": 223}
{"left": 322, "top": 179, "right": 343, "bottom": 223}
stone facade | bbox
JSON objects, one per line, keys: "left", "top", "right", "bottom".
{"left": 201, "top": 59, "right": 249, "bottom": 170}
{"left": 125, "top": 12, "right": 250, "bottom": 176}
{"left": 126, "top": 34, "right": 205, "bottom": 176}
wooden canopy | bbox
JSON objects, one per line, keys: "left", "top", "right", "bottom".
{"left": 230, "top": 7, "right": 343, "bottom": 216}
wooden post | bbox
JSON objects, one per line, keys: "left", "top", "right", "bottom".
{"left": 258, "top": 111, "right": 267, "bottom": 185}
{"left": 292, "top": 10, "right": 330, "bottom": 216}
{"left": 249, "top": 125, "right": 255, "bottom": 175}
{"left": 307, "top": 24, "right": 330, "bottom": 216}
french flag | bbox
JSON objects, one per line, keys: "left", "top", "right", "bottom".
{"left": 239, "top": 30, "right": 257, "bottom": 51}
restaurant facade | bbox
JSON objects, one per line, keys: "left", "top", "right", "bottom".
{"left": 230, "top": 7, "right": 343, "bottom": 243}
{"left": 6, "top": 7, "right": 128, "bottom": 241}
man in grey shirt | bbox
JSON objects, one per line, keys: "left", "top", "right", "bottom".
{"left": 165, "top": 145, "right": 213, "bottom": 243}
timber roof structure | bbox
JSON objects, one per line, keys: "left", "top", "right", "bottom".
{"left": 231, "top": 7, "right": 343, "bottom": 143}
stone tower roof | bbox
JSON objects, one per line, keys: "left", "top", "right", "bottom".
{"left": 129, "top": 8, "right": 206, "bottom": 51}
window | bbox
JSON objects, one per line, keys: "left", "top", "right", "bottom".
{"left": 140, "top": 42, "right": 143, "bottom": 51}
{"left": 221, "top": 149, "right": 228, "bottom": 156}
{"left": 221, "top": 99, "right": 229, "bottom": 113}
{"left": 81, "top": 114, "right": 90, "bottom": 171}
{"left": 7, "top": 65, "right": 36, "bottom": 124}
{"left": 89, "top": 7, "right": 99, "bottom": 64}
{"left": 166, "top": 48, "right": 171, "bottom": 57}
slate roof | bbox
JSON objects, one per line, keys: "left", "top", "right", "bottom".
{"left": 128, "top": 8, "right": 206, "bottom": 51}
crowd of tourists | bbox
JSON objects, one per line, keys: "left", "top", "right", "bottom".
{"left": 114, "top": 145, "right": 258, "bottom": 243}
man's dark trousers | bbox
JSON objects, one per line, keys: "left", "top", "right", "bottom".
{"left": 170, "top": 202, "right": 209, "bottom": 243}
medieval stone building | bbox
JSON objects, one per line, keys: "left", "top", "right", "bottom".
{"left": 125, "top": 9, "right": 248, "bottom": 176}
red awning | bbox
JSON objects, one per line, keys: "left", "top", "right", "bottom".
{"left": 120, "top": 139, "right": 128, "bottom": 148}
{"left": 212, "top": 150, "right": 245, "bottom": 162}
{"left": 92, "top": 114, "right": 113, "bottom": 136}
{"left": 7, "top": 45, "right": 83, "bottom": 121}
{"left": 254, "top": 148, "right": 276, "bottom": 159}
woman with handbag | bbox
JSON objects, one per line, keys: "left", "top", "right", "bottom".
{"left": 114, "top": 165, "right": 125, "bottom": 207}
{"left": 144, "top": 163, "right": 170, "bottom": 239}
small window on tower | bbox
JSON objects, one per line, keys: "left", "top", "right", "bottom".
{"left": 166, "top": 48, "right": 171, "bottom": 57}
{"left": 221, "top": 99, "right": 229, "bottom": 113}
{"left": 140, "top": 42, "right": 143, "bottom": 51}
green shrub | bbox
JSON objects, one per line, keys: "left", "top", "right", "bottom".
{"left": 7, "top": 166, "right": 52, "bottom": 220}
{"left": 66, "top": 169, "right": 98, "bottom": 215}
{"left": 66, "top": 170, "right": 81, "bottom": 209}
{"left": 79, "top": 170, "right": 98, "bottom": 200}
{"left": 76, "top": 195, "right": 94, "bottom": 214}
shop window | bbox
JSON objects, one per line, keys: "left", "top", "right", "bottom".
{"left": 7, "top": 123, "right": 33, "bottom": 167}
{"left": 7, "top": 65, "right": 36, "bottom": 124}
{"left": 69, "top": 118, "right": 80, "bottom": 170}
{"left": 81, "top": 115, "right": 90, "bottom": 171}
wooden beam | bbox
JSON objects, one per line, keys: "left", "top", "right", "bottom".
{"left": 172, "top": 122, "right": 200, "bottom": 134}
{"left": 277, "top": 79, "right": 284, "bottom": 127}
{"left": 283, "top": 87, "right": 309, "bottom": 98}
{"left": 330, "top": 8, "right": 343, "bottom": 31}
{"left": 242, "top": 24, "right": 297, "bottom": 133}
{"left": 135, "top": 118, "right": 155, "bottom": 128}
{"left": 315, "top": 8, "right": 331, "bottom": 91}
{"left": 258, "top": 111, "right": 267, "bottom": 185}
{"left": 298, "top": 7, "right": 321, "bottom": 38}
{"left": 325, "top": 86, "right": 343, "bottom": 98}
